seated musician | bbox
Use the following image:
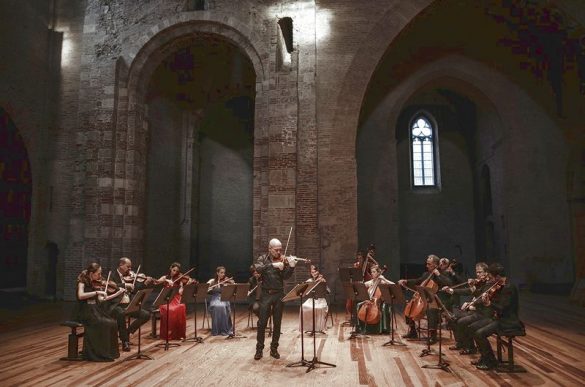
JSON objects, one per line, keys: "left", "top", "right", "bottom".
{"left": 469, "top": 263, "right": 524, "bottom": 370}
{"left": 398, "top": 254, "right": 453, "bottom": 344}
{"left": 300, "top": 265, "right": 329, "bottom": 333}
{"left": 108, "top": 257, "right": 153, "bottom": 352}
{"left": 439, "top": 257, "right": 466, "bottom": 309}
{"left": 442, "top": 262, "right": 492, "bottom": 354}
{"left": 75, "top": 262, "right": 125, "bottom": 361}
{"left": 247, "top": 265, "right": 261, "bottom": 318}
{"left": 206, "top": 266, "right": 235, "bottom": 336}
{"left": 357, "top": 264, "right": 393, "bottom": 334}
{"left": 156, "top": 262, "right": 196, "bottom": 340}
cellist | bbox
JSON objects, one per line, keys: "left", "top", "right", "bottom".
{"left": 398, "top": 254, "right": 452, "bottom": 344}
{"left": 356, "top": 264, "right": 394, "bottom": 334}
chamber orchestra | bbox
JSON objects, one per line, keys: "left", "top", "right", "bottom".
{"left": 68, "top": 237, "right": 525, "bottom": 374}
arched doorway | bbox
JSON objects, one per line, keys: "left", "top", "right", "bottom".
{"left": 143, "top": 34, "right": 256, "bottom": 280}
{"left": 0, "top": 107, "right": 32, "bottom": 288}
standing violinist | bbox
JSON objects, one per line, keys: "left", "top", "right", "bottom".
{"left": 357, "top": 264, "right": 393, "bottom": 333}
{"left": 398, "top": 254, "right": 453, "bottom": 344}
{"left": 442, "top": 262, "right": 492, "bottom": 354}
{"left": 469, "top": 263, "right": 524, "bottom": 370}
{"left": 206, "top": 266, "right": 235, "bottom": 336}
{"left": 253, "top": 238, "right": 296, "bottom": 360}
{"left": 156, "top": 262, "right": 196, "bottom": 340}
{"left": 108, "top": 257, "right": 152, "bottom": 352}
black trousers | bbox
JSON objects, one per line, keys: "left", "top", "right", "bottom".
{"left": 471, "top": 318, "right": 499, "bottom": 360}
{"left": 456, "top": 311, "right": 487, "bottom": 349}
{"left": 109, "top": 304, "right": 150, "bottom": 342}
{"left": 256, "top": 290, "right": 284, "bottom": 351}
{"left": 406, "top": 307, "right": 440, "bottom": 333}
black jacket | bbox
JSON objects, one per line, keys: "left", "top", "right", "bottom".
{"left": 254, "top": 254, "right": 295, "bottom": 291}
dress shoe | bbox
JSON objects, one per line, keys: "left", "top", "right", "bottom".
{"left": 427, "top": 336, "right": 438, "bottom": 345}
{"left": 475, "top": 358, "right": 497, "bottom": 370}
{"left": 254, "top": 350, "right": 263, "bottom": 360}
{"left": 122, "top": 341, "right": 131, "bottom": 352}
{"left": 470, "top": 357, "right": 483, "bottom": 366}
{"left": 402, "top": 331, "right": 418, "bottom": 339}
{"left": 460, "top": 348, "right": 478, "bottom": 355}
{"left": 270, "top": 349, "right": 280, "bottom": 359}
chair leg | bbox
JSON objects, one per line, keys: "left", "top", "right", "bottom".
{"left": 496, "top": 336, "right": 527, "bottom": 373}
{"left": 60, "top": 327, "right": 84, "bottom": 361}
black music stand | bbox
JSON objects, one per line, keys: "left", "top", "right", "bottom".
{"left": 153, "top": 287, "right": 181, "bottom": 351}
{"left": 303, "top": 281, "right": 336, "bottom": 373}
{"left": 124, "top": 288, "right": 154, "bottom": 361}
{"left": 421, "top": 292, "right": 451, "bottom": 372}
{"left": 342, "top": 281, "right": 370, "bottom": 340}
{"left": 415, "top": 286, "right": 440, "bottom": 358}
{"left": 379, "top": 283, "right": 406, "bottom": 347}
{"left": 221, "top": 284, "right": 248, "bottom": 339}
{"left": 181, "top": 283, "right": 208, "bottom": 344}
{"left": 282, "top": 282, "right": 310, "bottom": 369}
{"left": 339, "top": 267, "right": 363, "bottom": 326}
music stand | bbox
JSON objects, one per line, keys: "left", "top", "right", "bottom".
{"left": 181, "top": 283, "right": 208, "bottom": 343}
{"left": 221, "top": 284, "right": 249, "bottom": 339}
{"left": 152, "top": 287, "right": 181, "bottom": 351}
{"left": 339, "top": 267, "right": 364, "bottom": 326}
{"left": 282, "top": 282, "right": 310, "bottom": 369}
{"left": 379, "top": 283, "right": 406, "bottom": 347}
{"left": 124, "top": 288, "right": 154, "bottom": 361}
{"left": 421, "top": 292, "right": 451, "bottom": 372}
{"left": 415, "top": 286, "right": 440, "bottom": 358}
{"left": 303, "top": 281, "right": 336, "bottom": 373}
{"left": 343, "top": 282, "right": 370, "bottom": 339}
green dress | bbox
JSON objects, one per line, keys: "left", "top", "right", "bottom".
{"left": 75, "top": 283, "right": 120, "bottom": 362}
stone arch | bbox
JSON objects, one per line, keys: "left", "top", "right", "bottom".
{"left": 114, "top": 16, "right": 269, "bottom": 263}
{"left": 359, "top": 54, "right": 572, "bottom": 282}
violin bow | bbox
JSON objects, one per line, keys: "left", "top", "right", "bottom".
{"left": 172, "top": 267, "right": 195, "bottom": 284}
{"left": 132, "top": 264, "right": 141, "bottom": 288}
{"left": 283, "top": 226, "right": 293, "bottom": 257}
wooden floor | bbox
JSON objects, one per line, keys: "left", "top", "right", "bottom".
{"left": 0, "top": 292, "right": 584, "bottom": 387}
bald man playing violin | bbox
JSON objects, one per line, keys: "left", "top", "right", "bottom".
{"left": 253, "top": 238, "right": 297, "bottom": 360}
{"left": 108, "top": 257, "right": 152, "bottom": 352}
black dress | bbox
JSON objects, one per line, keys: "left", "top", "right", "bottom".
{"left": 75, "top": 284, "right": 120, "bottom": 362}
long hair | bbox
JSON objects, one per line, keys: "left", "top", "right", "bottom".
{"left": 215, "top": 266, "right": 226, "bottom": 282}
{"left": 168, "top": 262, "right": 182, "bottom": 278}
{"left": 77, "top": 262, "right": 101, "bottom": 286}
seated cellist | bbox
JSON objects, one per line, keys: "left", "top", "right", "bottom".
{"left": 356, "top": 265, "right": 393, "bottom": 334}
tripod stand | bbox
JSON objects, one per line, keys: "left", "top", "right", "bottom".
{"left": 339, "top": 267, "right": 363, "bottom": 326}
{"left": 304, "top": 280, "right": 336, "bottom": 373}
{"left": 341, "top": 281, "right": 370, "bottom": 340}
{"left": 154, "top": 286, "right": 181, "bottom": 351}
{"left": 182, "top": 283, "right": 208, "bottom": 344}
{"left": 379, "top": 283, "right": 406, "bottom": 347}
{"left": 124, "top": 288, "right": 154, "bottom": 361}
{"left": 421, "top": 293, "right": 450, "bottom": 372}
{"left": 284, "top": 282, "right": 310, "bottom": 369}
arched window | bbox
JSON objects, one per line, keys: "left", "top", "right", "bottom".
{"left": 410, "top": 114, "right": 438, "bottom": 187}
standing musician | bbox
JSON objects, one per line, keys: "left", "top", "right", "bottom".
{"left": 247, "top": 265, "right": 261, "bottom": 319}
{"left": 300, "top": 265, "right": 329, "bottom": 333}
{"left": 357, "top": 264, "right": 394, "bottom": 333}
{"left": 398, "top": 254, "right": 453, "bottom": 344}
{"left": 469, "top": 263, "right": 524, "bottom": 370}
{"left": 156, "top": 262, "right": 197, "bottom": 340}
{"left": 253, "top": 238, "right": 297, "bottom": 360}
{"left": 206, "top": 266, "right": 235, "bottom": 336}
{"left": 442, "top": 262, "right": 491, "bottom": 354}
{"left": 108, "top": 257, "right": 153, "bottom": 352}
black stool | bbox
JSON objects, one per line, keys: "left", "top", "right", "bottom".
{"left": 495, "top": 328, "right": 527, "bottom": 373}
{"left": 149, "top": 309, "right": 160, "bottom": 338}
{"left": 60, "top": 321, "right": 84, "bottom": 361}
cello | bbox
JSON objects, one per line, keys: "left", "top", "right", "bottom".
{"left": 402, "top": 271, "right": 438, "bottom": 321}
{"left": 357, "top": 265, "right": 388, "bottom": 325}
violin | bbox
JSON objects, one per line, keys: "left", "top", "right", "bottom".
{"left": 208, "top": 276, "right": 235, "bottom": 291}
{"left": 462, "top": 277, "right": 506, "bottom": 311}
{"left": 123, "top": 271, "right": 152, "bottom": 284}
